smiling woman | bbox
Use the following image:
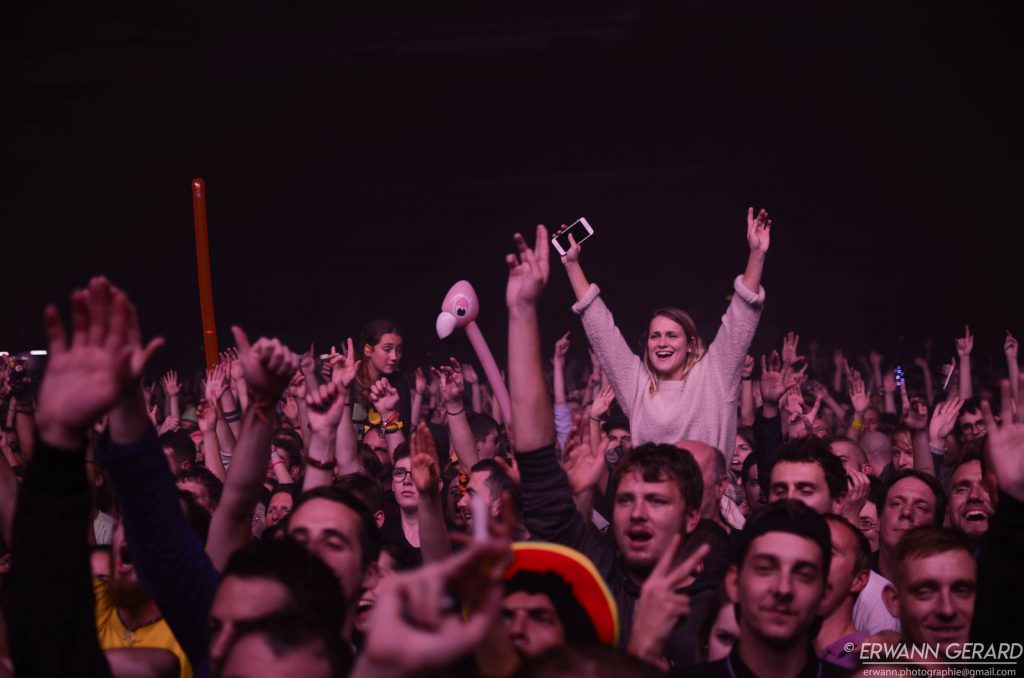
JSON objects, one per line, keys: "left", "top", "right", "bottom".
{"left": 558, "top": 208, "right": 771, "bottom": 462}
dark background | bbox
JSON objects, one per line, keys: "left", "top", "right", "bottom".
{"left": 5, "top": 2, "right": 1020, "bottom": 380}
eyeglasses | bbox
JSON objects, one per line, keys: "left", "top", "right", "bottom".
{"left": 392, "top": 468, "right": 412, "bottom": 482}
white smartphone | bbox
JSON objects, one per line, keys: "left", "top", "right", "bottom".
{"left": 551, "top": 217, "right": 594, "bottom": 255}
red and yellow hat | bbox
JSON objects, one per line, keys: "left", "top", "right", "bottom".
{"left": 504, "top": 542, "right": 619, "bottom": 646}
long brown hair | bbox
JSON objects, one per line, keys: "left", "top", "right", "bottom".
{"left": 640, "top": 307, "right": 705, "bottom": 394}
{"left": 355, "top": 318, "right": 402, "bottom": 408}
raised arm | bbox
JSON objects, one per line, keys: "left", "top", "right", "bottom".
{"left": 558, "top": 236, "right": 642, "bottom": 417}
{"left": 740, "top": 354, "right": 756, "bottom": 427}
{"left": 1005, "top": 331, "right": 1019, "bottom": 405}
{"left": 974, "top": 375, "right": 1024, "bottom": 646}
{"left": 370, "top": 378, "right": 406, "bottom": 459}
{"left": 326, "top": 338, "right": 362, "bottom": 476}
{"left": 411, "top": 367, "right": 426, "bottom": 426}
{"left": 161, "top": 370, "right": 181, "bottom": 422}
{"left": 914, "top": 356, "right": 935, "bottom": 406}
{"left": 8, "top": 281, "right": 132, "bottom": 678}
{"left": 702, "top": 209, "right": 770, "bottom": 396}
{"left": 410, "top": 423, "right": 451, "bottom": 562}
{"left": 741, "top": 206, "right": 771, "bottom": 294}
{"left": 302, "top": 379, "right": 347, "bottom": 492}
{"left": 435, "top": 359, "right": 478, "bottom": 469}
{"left": 956, "top": 326, "right": 973, "bottom": 399}
{"left": 507, "top": 225, "right": 554, "bottom": 452}
{"left": 197, "top": 399, "right": 225, "bottom": 481}
{"left": 207, "top": 327, "right": 297, "bottom": 571}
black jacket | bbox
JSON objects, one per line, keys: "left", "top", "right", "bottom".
{"left": 518, "top": 444, "right": 722, "bottom": 669}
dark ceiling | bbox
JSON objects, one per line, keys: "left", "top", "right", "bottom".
{"left": 5, "top": 2, "right": 1020, "bottom": 379}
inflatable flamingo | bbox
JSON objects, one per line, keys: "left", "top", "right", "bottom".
{"left": 436, "top": 280, "right": 512, "bottom": 423}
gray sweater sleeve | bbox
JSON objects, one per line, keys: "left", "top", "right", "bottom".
{"left": 572, "top": 284, "right": 644, "bottom": 419}
{"left": 701, "top": 276, "right": 766, "bottom": 399}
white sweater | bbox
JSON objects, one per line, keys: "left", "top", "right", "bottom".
{"left": 572, "top": 276, "right": 765, "bottom": 463}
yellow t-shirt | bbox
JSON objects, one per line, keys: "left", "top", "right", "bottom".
{"left": 94, "top": 578, "right": 193, "bottom": 678}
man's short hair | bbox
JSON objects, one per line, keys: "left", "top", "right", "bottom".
{"left": 468, "top": 412, "right": 500, "bottom": 443}
{"left": 272, "top": 430, "right": 304, "bottom": 468}
{"left": 222, "top": 539, "right": 347, "bottom": 644}
{"left": 878, "top": 469, "right": 947, "bottom": 525}
{"left": 177, "top": 490, "right": 212, "bottom": 544}
{"left": 504, "top": 570, "right": 598, "bottom": 645}
{"left": 270, "top": 483, "right": 298, "bottom": 505}
{"left": 471, "top": 458, "right": 521, "bottom": 512}
{"left": 392, "top": 443, "right": 410, "bottom": 464}
{"left": 336, "top": 473, "right": 385, "bottom": 515}
{"left": 176, "top": 467, "right": 224, "bottom": 510}
{"left": 160, "top": 430, "right": 196, "bottom": 467}
{"left": 609, "top": 444, "right": 703, "bottom": 515}
{"left": 227, "top": 613, "right": 348, "bottom": 677}
{"left": 770, "top": 438, "right": 847, "bottom": 500}
{"left": 290, "top": 486, "right": 382, "bottom": 569}
{"left": 824, "top": 513, "right": 872, "bottom": 575}
{"left": 732, "top": 500, "right": 832, "bottom": 576}
{"left": 892, "top": 526, "right": 973, "bottom": 587}
{"left": 740, "top": 452, "right": 759, "bottom": 485}
{"left": 603, "top": 415, "right": 630, "bottom": 436}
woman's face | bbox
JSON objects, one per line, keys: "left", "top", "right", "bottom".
{"left": 646, "top": 315, "right": 689, "bottom": 379}
{"left": 707, "top": 602, "right": 739, "bottom": 662}
{"left": 365, "top": 332, "right": 403, "bottom": 376}
{"left": 732, "top": 435, "right": 753, "bottom": 475}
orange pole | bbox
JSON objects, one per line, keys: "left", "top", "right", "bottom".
{"left": 192, "top": 178, "right": 219, "bottom": 369}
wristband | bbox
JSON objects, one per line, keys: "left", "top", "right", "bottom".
{"left": 305, "top": 454, "right": 337, "bottom": 471}
{"left": 851, "top": 418, "right": 863, "bottom": 431}
{"left": 446, "top": 407, "right": 465, "bottom": 417}
{"left": 384, "top": 419, "right": 404, "bottom": 435}
{"left": 928, "top": 442, "right": 947, "bottom": 454}
{"left": 741, "top": 376, "right": 752, "bottom": 381}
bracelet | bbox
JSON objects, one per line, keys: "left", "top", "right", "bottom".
{"left": 384, "top": 419, "right": 404, "bottom": 435}
{"left": 446, "top": 407, "right": 465, "bottom": 417}
{"left": 222, "top": 408, "right": 240, "bottom": 418}
{"left": 271, "top": 459, "right": 285, "bottom": 467}
{"left": 741, "top": 376, "right": 752, "bottom": 381}
{"left": 15, "top": 407, "right": 35, "bottom": 415}
{"left": 589, "top": 415, "right": 605, "bottom": 422}
{"left": 851, "top": 419, "right": 863, "bottom": 431}
{"left": 305, "top": 454, "right": 337, "bottom": 471}
{"left": 928, "top": 442, "right": 947, "bottom": 454}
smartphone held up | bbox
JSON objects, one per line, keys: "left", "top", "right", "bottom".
{"left": 551, "top": 218, "right": 594, "bottom": 256}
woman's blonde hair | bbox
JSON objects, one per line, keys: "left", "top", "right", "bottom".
{"left": 641, "top": 307, "right": 705, "bottom": 394}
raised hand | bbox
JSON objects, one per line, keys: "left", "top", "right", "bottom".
{"left": 839, "top": 469, "right": 872, "bottom": 522}
{"left": 36, "top": 277, "right": 163, "bottom": 449}
{"left": 204, "top": 364, "right": 228, "bottom": 403}
{"left": 306, "top": 380, "right": 347, "bottom": 434}
{"left": 956, "top": 325, "right": 974, "bottom": 358}
{"left": 326, "top": 337, "right": 360, "bottom": 388}
{"left": 629, "top": 536, "right": 711, "bottom": 670}
{"left": 461, "top": 363, "right": 479, "bottom": 385}
{"left": 352, "top": 541, "right": 510, "bottom": 678}
{"left": 410, "top": 422, "right": 441, "bottom": 496}
{"left": 869, "top": 351, "right": 884, "bottom": 369}
{"left": 834, "top": 349, "right": 848, "bottom": 371}
{"left": 742, "top": 354, "right": 755, "bottom": 379}
{"left": 505, "top": 224, "right": 550, "bottom": 309}
{"left": 746, "top": 207, "right": 771, "bottom": 255}
{"left": 848, "top": 369, "right": 870, "bottom": 414}
{"left": 230, "top": 326, "right": 299, "bottom": 405}
{"left": 414, "top": 367, "right": 428, "bottom": 396}
{"left": 929, "top": 397, "right": 964, "bottom": 444}
{"left": 782, "top": 332, "right": 805, "bottom": 366}
{"left": 590, "top": 384, "right": 615, "bottom": 420}
{"left": 197, "top": 399, "right": 218, "bottom": 433}
{"left": 900, "top": 384, "right": 929, "bottom": 431}
{"left": 553, "top": 331, "right": 571, "bottom": 364}
{"left": 1005, "top": 331, "right": 1019, "bottom": 362}
{"left": 760, "top": 351, "right": 786, "bottom": 405}
{"left": 431, "top": 358, "right": 465, "bottom": 410}
{"left": 980, "top": 375, "right": 1024, "bottom": 501}
{"left": 161, "top": 370, "right": 181, "bottom": 396}
{"left": 882, "top": 370, "right": 897, "bottom": 394}
{"left": 559, "top": 229, "right": 582, "bottom": 265}
{"left": 370, "top": 377, "right": 400, "bottom": 417}
{"left": 562, "top": 440, "right": 605, "bottom": 497}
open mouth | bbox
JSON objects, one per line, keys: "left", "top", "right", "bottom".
{"left": 964, "top": 510, "right": 989, "bottom": 522}
{"left": 654, "top": 351, "right": 673, "bottom": 360}
{"left": 625, "top": 528, "right": 653, "bottom": 548}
